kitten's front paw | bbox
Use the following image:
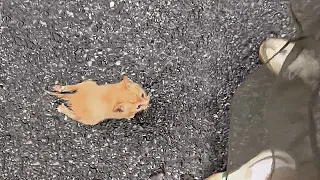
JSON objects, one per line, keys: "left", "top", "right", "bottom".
{"left": 57, "top": 104, "right": 67, "bottom": 113}
{"left": 126, "top": 114, "right": 135, "bottom": 120}
{"left": 53, "top": 85, "right": 64, "bottom": 92}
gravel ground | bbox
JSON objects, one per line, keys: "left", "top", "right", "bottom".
{"left": 0, "top": 0, "right": 292, "bottom": 179}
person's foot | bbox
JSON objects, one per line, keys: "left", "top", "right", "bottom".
{"left": 259, "top": 38, "right": 295, "bottom": 75}
{"left": 205, "top": 149, "right": 296, "bottom": 180}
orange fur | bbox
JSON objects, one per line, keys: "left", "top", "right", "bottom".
{"left": 45, "top": 76, "right": 150, "bottom": 125}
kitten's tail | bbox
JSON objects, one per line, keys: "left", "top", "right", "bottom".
{"left": 43, "top": 88, "right": 70, "bottom": 100}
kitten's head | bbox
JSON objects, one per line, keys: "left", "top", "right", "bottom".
{"left": 113, "top": 75, "right": 150, "bottom": 118}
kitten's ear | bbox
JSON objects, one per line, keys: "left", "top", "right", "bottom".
{"left": 113, "top": 103, "right": 125, "bottom": 113}
{"left": 121, "top": 75, "right": 133, "bottom": 88}
{"left": 122, "top": 75, "right": 129, "bottom": 82}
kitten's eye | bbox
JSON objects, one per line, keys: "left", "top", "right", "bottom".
{"left": 137, "top": 105, "right": 141, "bottom": 109}
{"left": 141, "top": 93, "right": 144, "bottom": 98}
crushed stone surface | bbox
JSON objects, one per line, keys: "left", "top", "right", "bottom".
{"left": 0, "top": 0, "right": 292, "bottom": 179}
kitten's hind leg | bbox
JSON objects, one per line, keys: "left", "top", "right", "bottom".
{"left": 54, "top": 84, "right": 78, "bottom": 93}
{"left": 44, "top": 89, "right": 69, "bottom": 99}
{"left": 57, "top": 103, "right": 79, "bottom": 121}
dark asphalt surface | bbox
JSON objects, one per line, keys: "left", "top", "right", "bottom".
{"left": 0, "top": 0, "right": 291, "bottom": 179}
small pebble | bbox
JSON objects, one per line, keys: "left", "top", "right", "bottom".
{"left": 52, "top": 162, "right": 60, "bottom": 166}
{"left": 87, "top": 61, "right": 93, "bottom": 67}
{"left": 110, "top": 1, "right": 115, "bottom": 8}
{"left": 66, "top": 11, "right": 74, "bottom": 17}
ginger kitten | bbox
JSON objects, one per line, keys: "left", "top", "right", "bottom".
{"left": 45, "top": 76, "right": 150, "bottom": 125}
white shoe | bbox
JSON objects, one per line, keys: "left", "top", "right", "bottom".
{"left": 259, "top": 37, "right": 320, "bottom": 88}
{"left": 205, "top": 149, "right": 296, "bottom": 180}
{"left": 259, "top": 38, "right": 295, "bottom": 75}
